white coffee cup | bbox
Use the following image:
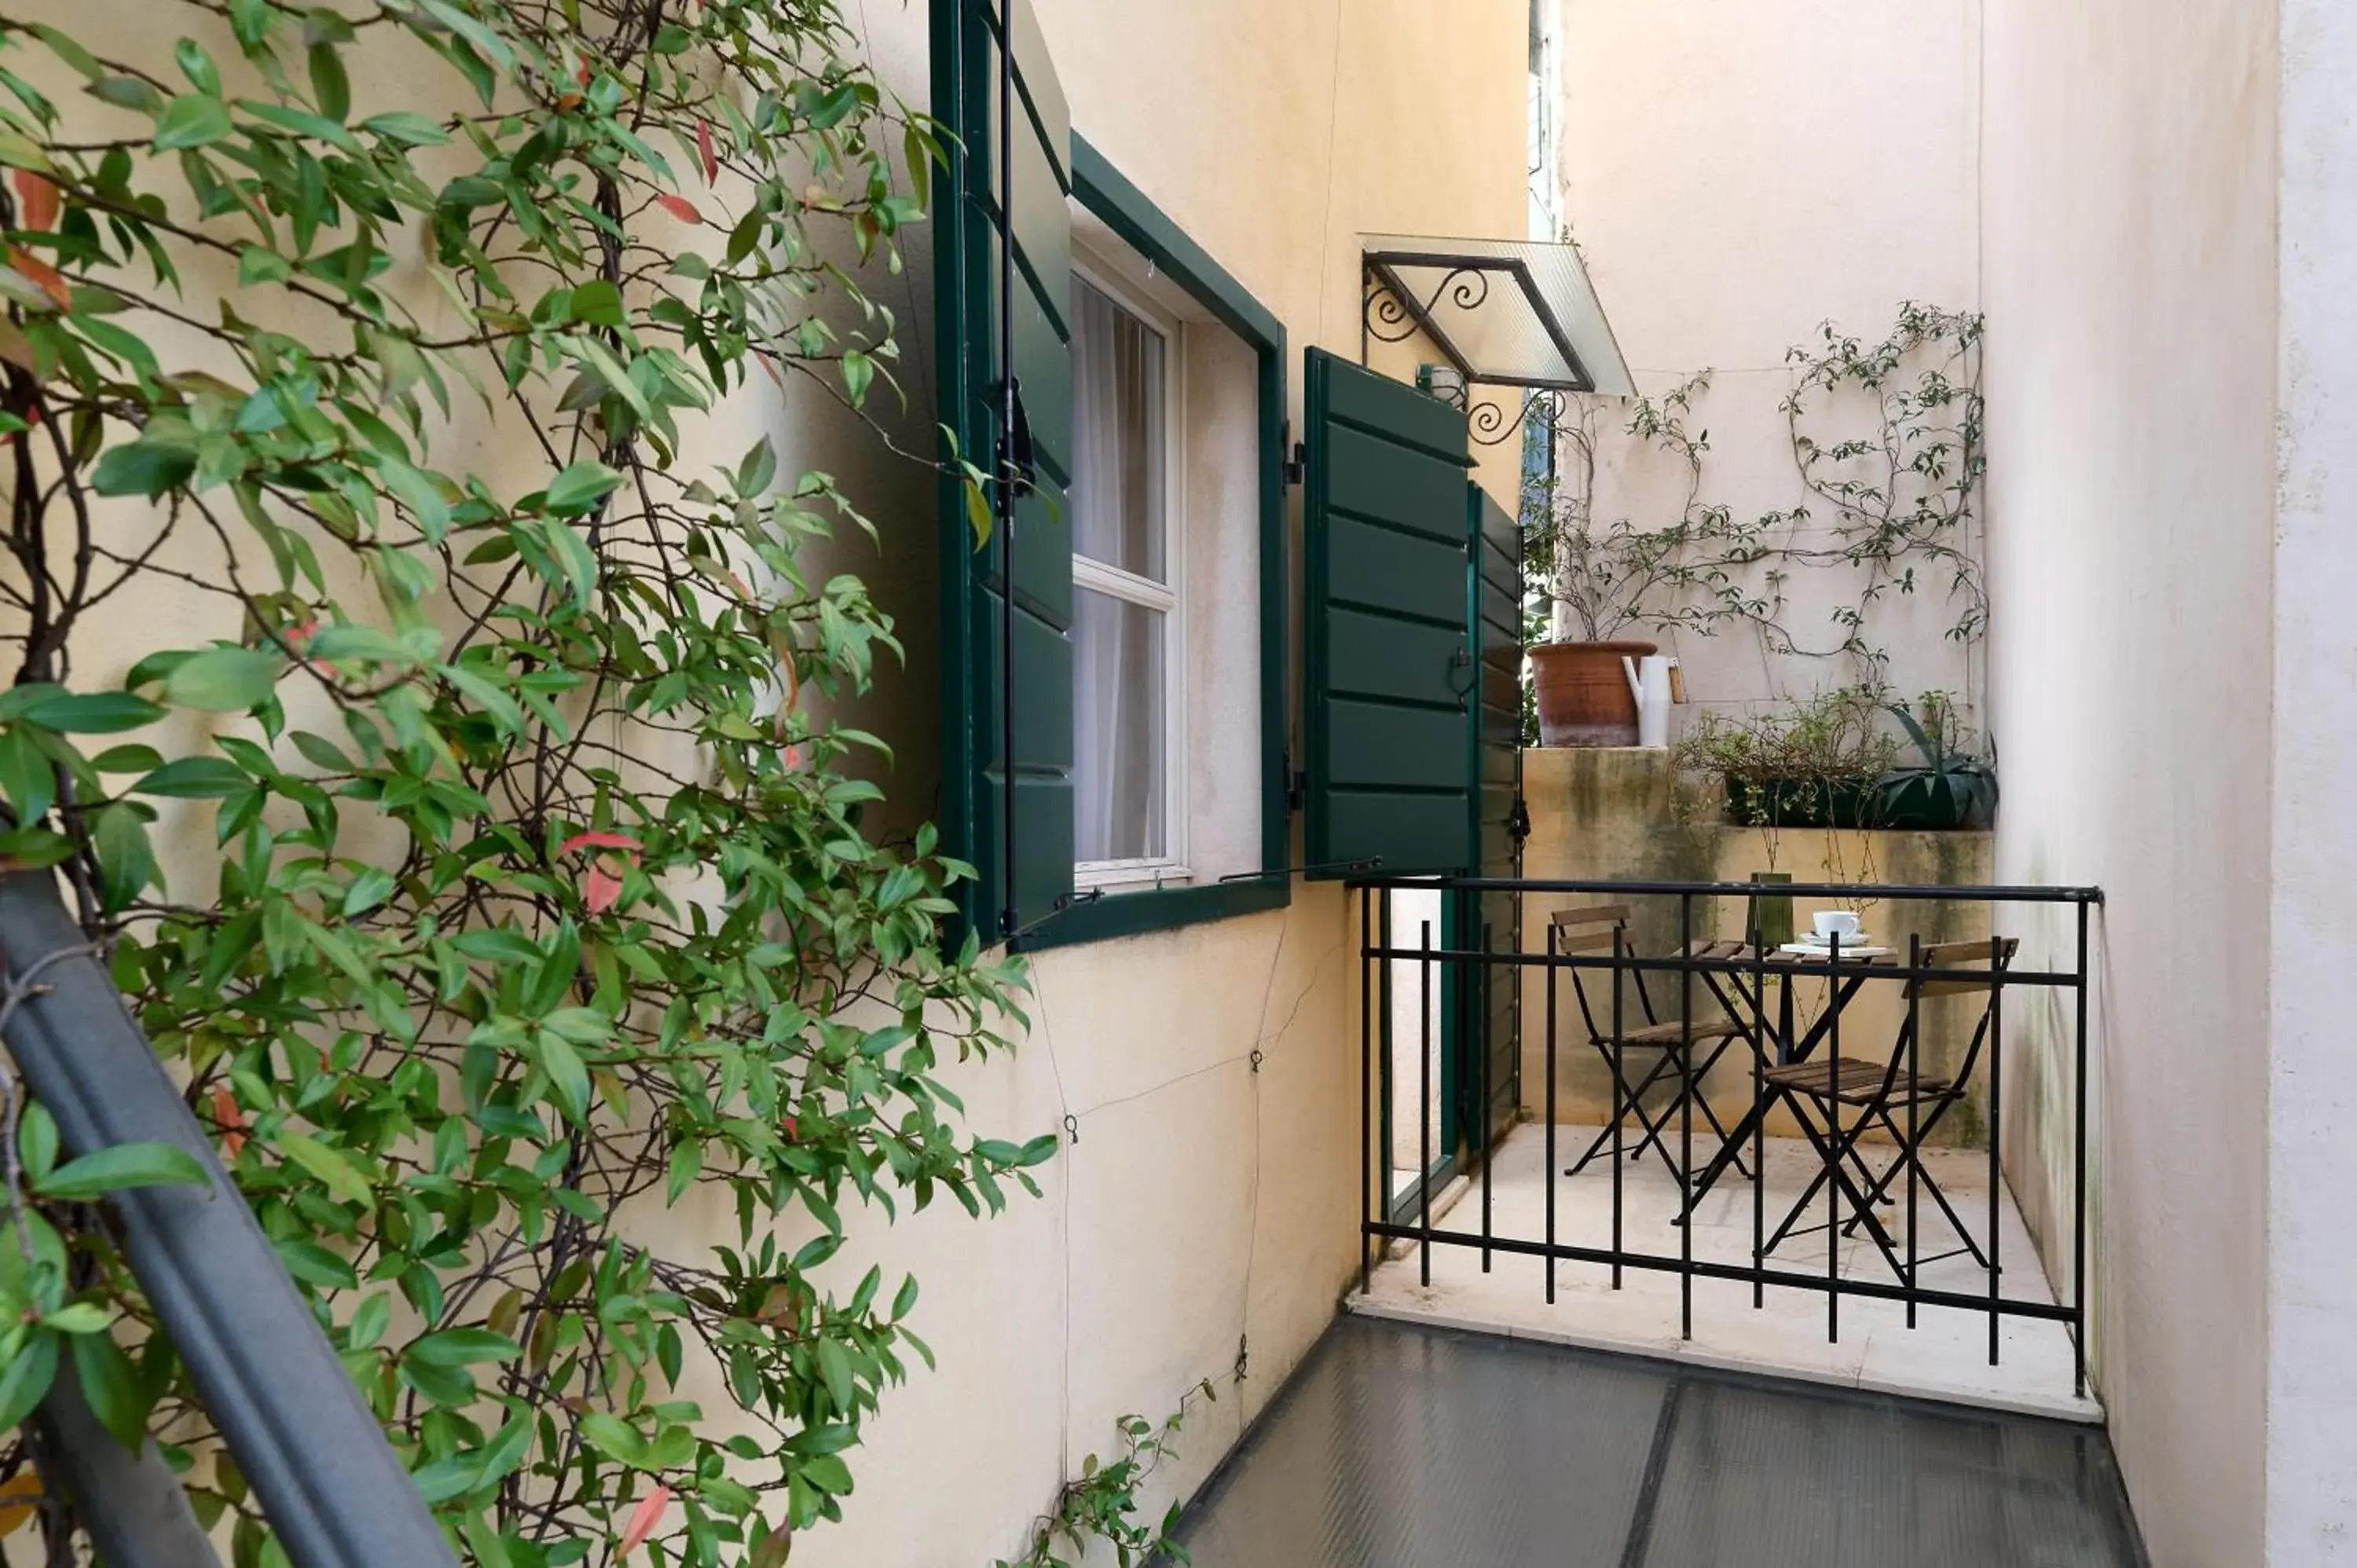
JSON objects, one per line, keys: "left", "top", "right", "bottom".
{"left": 1812, "top": 910, "right": 1862, "bottom": 942}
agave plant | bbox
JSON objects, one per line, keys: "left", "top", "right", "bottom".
{"left": 1878, "top": 694, "right": 1997, "bottom": 829}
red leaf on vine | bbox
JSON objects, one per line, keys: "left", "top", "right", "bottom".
{"left": 560, "top": 830, "right": 641, "bottom": 855}
{"left": 5, "top": 250, "right": 71, "bottom": 311}
{"left": 618, "top": 1486, "right": 671, "bottom": 1555}
{"left": 697, "top": 119, "right": 719, "bottom": 185}
{"left": 782, "top": 1115, "right": 797, "bottom": 1141}
{"left": 211, "top": 1083, "right": 247, "bottom": 1159}
{"left": 584, "top": 861, "right": 626, "bottom": 916}
{"left": 654, "top": 193, "right": 702, "bottom": 225}
{"left": 10, "top": 171, "right": 57, "bottom": 233}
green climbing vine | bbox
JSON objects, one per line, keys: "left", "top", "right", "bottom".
{"left": 0, "top": 1, "right": 1048, "bottom": 1563}
{"left": 1527, "top": 302, "right": 1987, "bottom": 701}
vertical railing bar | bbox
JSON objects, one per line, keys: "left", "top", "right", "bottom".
{"left": 1776, "top": 955, "right": 1794, "bottom": 1314}
{"left": 1751, "top": 926, "right": 1766, "bottom": 1311}
{"left": 1611, "top": 921, "right": 1626, "bottom": 1291}
{"left": 1989, "top": 930, "right": 2004, "bottom": 1366}
{"left": 1906, "top": 931, "right": 1921, "bottom": 1330}
{"left": 1358, "top": 885, "right": 1373, "bottom": 1296}
{"left": 1679, "top": 892, "right": 1693, "bottom": 1342}
{"left": 1378, "top": 887, "right": 1394, "bottom": 1236}
{"left": 1827, "top": 928, "right": 1842, "bottom": 1346}
{"left": 1545, "top": 921, "right": 1559, "bottom": 1306}
{"left": 1419, "top": 916, "right": 1433, "bottom": 1289}
{"left": 1480, "top": 918, "right": 1494, "bottom": 1274}
{"left": 2073, "top": 897, "right": 2091, "bottom": 1400}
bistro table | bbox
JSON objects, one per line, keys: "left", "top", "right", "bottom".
{"left": 1677, "top": 940, "right": 1899, "bottom": 1221}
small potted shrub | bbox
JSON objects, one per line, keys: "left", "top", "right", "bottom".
{"left": 1673, "top": 688, "right": 1899, "bottom": 828}
{"left": 1875, "top": 693, "right": 1997, "bottom": 830}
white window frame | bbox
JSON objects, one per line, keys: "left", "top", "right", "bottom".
{"left": 1070, "top": 252, "right": 1189, "bottom": 892}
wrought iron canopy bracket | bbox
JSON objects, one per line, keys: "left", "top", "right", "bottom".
{"left": 1359, "top": 262, "right": 1572, "bottom": 448}
{"left": 1357, "top": 233, "right": 1635, "bottom": 446}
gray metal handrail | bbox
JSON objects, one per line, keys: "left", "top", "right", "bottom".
{"left": 0, "top": 869, "right": 454, "bottom": 1567}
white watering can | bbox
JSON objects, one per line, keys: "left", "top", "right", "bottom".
{"left": 1621, "top": 654, "right": 1678, "bottom": 749}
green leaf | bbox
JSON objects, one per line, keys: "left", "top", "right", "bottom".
{"left": 0, "top": 727, "right": 53, "bottom": 827}
{"left": 815, "top": 1336, "right": 856, "bottom": 1414}
{"left": 542, "top": 461, "right": 624, "bottom": 516}
{"left": 71, "top": 1328, "right": 150, "bottom": 1449}
{"left": 91, "top": 803, "right": 153, "bottom": 912}
{"left": 163, "top": 646, "right": 282, "bottom": 713}
{"left": 90, "top": 441, "right": 196, "bottom": 499}
{"left": 578, "top": 1413, "right": 652, "bottom": 1468}
{"left": 174, "top": 39, "right": 222, "bottom": 97}
{"left": 405, "top": 1328, "right": 522, "bottom": 1368}
{"left": 132, "top": 757, "right": 249, "bottom": 798}
{"left": 37, "top": 1141, "right": 207, "bottom": 1201}
{"left": 347, "top": 1293, "right": 391, "bottom": 1350}
{"left": 342, "top": 866, "right": 396, "bottom": 917}
{"left": 308, "top": 42, "right": 351, "bottom": 122}
{"left": 273, "top": 1236, "right": 359, "bottom": 1290}
{"left": 19, "top": 1104, "right": 57, "bottom": 1189}
{"left": 152, "top": 94, "right": 233, "bottom": 151}
{"left": 41, "top": 1302, "right": 110, "bottom": 1335}
{"left": 273, "top": 1131, "right": 373, "bottom": 1207}
{"left": 537, "top": 1032, "right": 590, "bottom": 1126}
{"left": 16, "top": 690, "right": 165, "bottom": 734}
{"left": 568, "top": 280, "right": 625, "bottom": 329}
{"left": 0, "top": 1332, "right": 58, "bottom": 1434}
{"left": 29, "top": 24, "right": 101, "bottom": 82}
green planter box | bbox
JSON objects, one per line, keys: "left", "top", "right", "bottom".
{"left": 1874, "top": 778, "right": 1979, "bottom": 831}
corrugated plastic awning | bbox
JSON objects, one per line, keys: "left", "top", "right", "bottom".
{"left": 1362, "top": 233, "right": 1634, "bottom": 397}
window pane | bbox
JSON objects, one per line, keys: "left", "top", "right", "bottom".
{"left": 1070, "top": 279, "right": 1168, "bottom": 582}
{"left": 1073, "top": 587, "right": 1167, "bottom": 863}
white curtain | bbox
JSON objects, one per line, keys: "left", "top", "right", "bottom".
{"left": 1071, "top": 282, "right": 1168, "bottom": 863}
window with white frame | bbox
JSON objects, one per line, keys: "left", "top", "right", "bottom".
{"left": 1069, "top": 266, "right": 1186, "bottom": 888}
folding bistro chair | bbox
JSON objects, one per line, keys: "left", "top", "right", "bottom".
{"left": 1548, "top": 906, "right": 1757, "bottom": 1186}
{"left": 1760, "top": 936, "right": 2018, "bottom": 1277}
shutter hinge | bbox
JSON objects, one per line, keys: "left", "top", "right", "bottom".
{"left": 1508, "top": 797, "right": 1532, "bottom": 842}
{"left": 1286, "top": 756, "right": 1307, "bottom": 814}
{"left": 1282, "top": 423, "right": 1306, "bottom": 487}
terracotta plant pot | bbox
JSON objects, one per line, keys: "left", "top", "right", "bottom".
{"left": 1529, "top": 639, "right": 1657, "bottom": 746}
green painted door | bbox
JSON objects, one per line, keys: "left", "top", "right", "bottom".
{"left": 932, "top": 0, "right": 1076, "bottom": 941}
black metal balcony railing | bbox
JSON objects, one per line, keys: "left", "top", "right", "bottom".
{"left": 1353, "top": 876, "right": 2099, "bottom": 1398}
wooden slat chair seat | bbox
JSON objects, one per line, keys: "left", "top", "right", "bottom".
{"left": 1546, "top": 905, "right": 1761, "bottom": 1187}
{"left": 1619, "top": 1016, "right": 1747, "bottom": 1047}
{"left": 1762, "top": 937, "right": 2019, "bottom": 1280}
{"left": 1761, "top": 1056, "right": 1955, "bottom": 1105}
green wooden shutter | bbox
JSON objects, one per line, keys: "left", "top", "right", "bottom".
{"left": 1301, "top": 350, "right": 1478, "bottom": 877}
{"left": 1468, "top": 482, "right": 1524, "bottom": 1141}
{"left": 933, "top": 0, "right": 1076, "bottom": 941}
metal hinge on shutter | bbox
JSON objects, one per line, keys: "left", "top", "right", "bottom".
{"left": 1282, "top": 419, "right": 1306, "bottom": 486}
{"left": 1507, "top": 797, "right": 1532, "bottom": 842}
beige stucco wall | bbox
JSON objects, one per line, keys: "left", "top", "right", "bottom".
{"left": 806, "top": 2, "right": 1535, "bottom": 1560}
{"left": 1552, "top": 0, "right": 1984, "bottom": 718}
{"left": 1981, "top": 0, "right": 2278, "bottom": 1561}
{"left": 2269, "top": 6, "right": 2357, "bottom": 1560}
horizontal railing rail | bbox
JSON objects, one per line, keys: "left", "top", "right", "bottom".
{"left": 1354, "top": 877, "right": 2095, "bottom": 1400}
{"left": 0, "top": 870, "right": 456, "bottom": 1567}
